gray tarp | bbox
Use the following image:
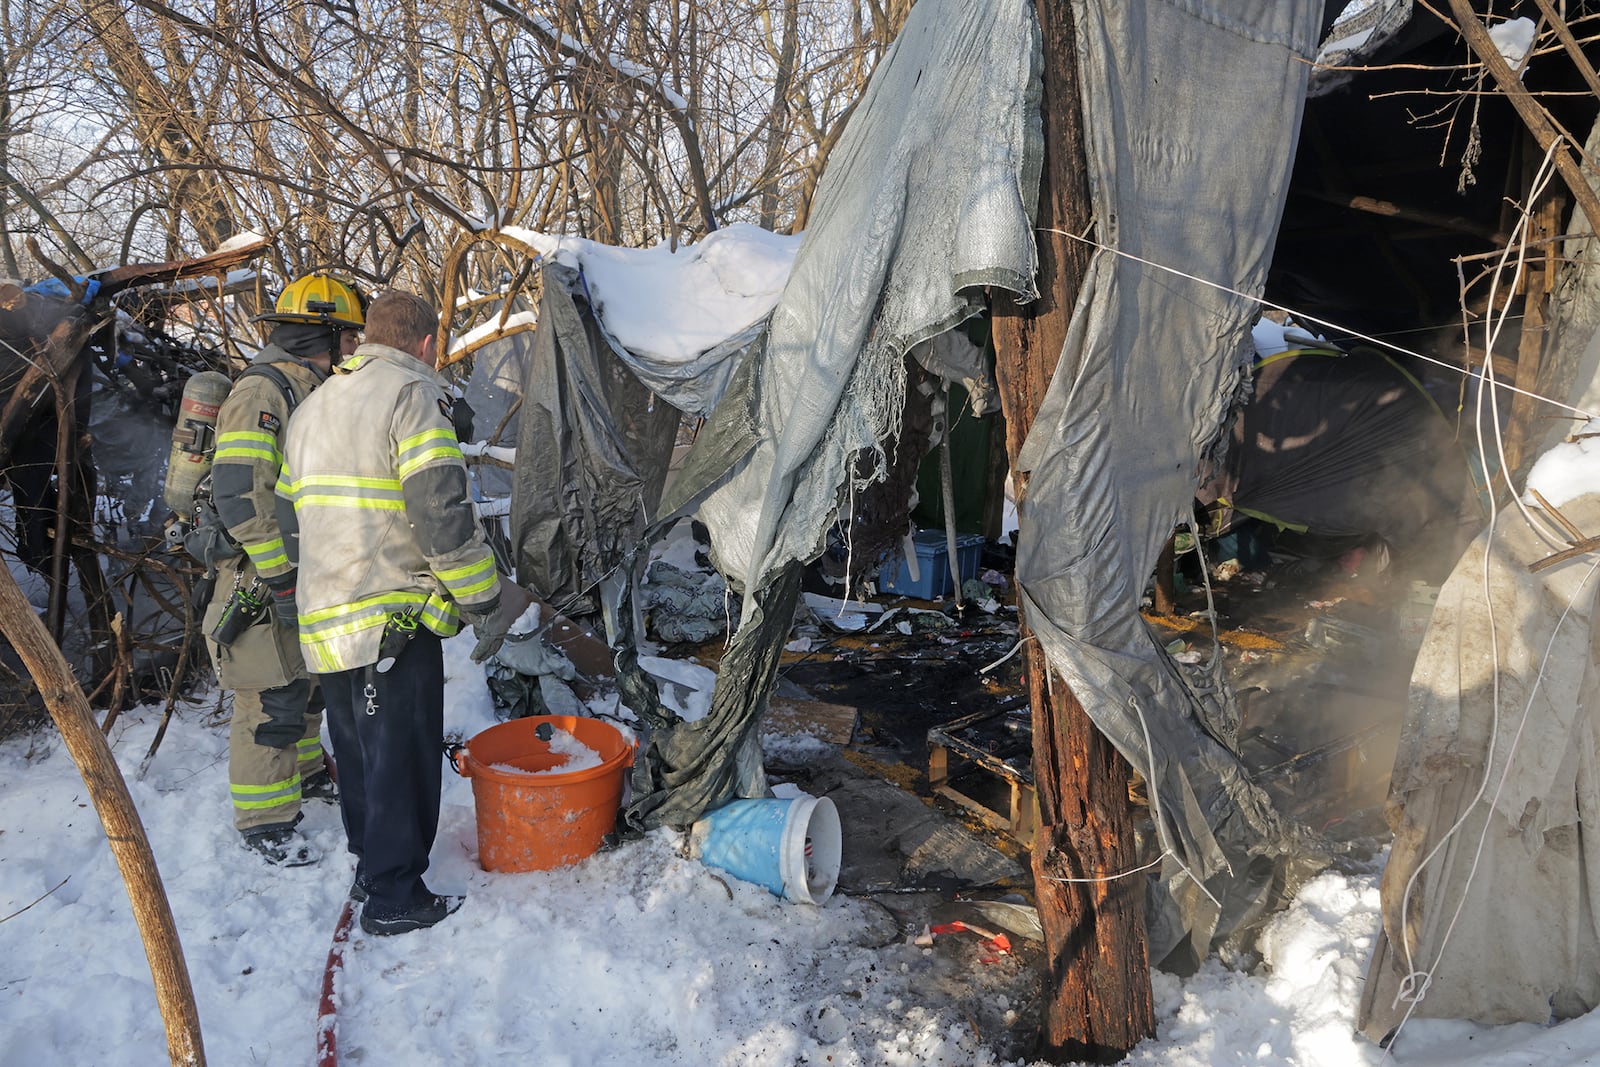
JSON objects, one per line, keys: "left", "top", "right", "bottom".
{"left": 688, "top": 0, "right": 1042, "bottom": 606}
{"left": 1011, "top": 0, "right": 1324, "bottom": 963}
{"left": 1359, "top": 496, "right": 1600, "bottom": 1035}
{"left": 628, "top": 0, "right": 1044, "bottom": 829}
{"left": 510, "top": 264, "right": 681, "bottom": 612}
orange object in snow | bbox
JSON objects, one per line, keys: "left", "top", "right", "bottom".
{"left": 450, "top": 715, "right": 636, "bottom": 873}
{"left": 929, "top": 921, "right": 1013, "bottom": 956}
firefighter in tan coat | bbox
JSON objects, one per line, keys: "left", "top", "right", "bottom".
{"left": 278, "top": 289, "right": 532, "bottom": 933}
{"left": 203, "top": 274, "right": 364, "bottom": 866}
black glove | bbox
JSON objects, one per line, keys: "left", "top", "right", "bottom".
{"left": 262, "top": 571, "right": 299, "bottom": 629}
{"left": 450, "top": 396, "right": 475, "bottom": 443}
{"left": 468, "top": 581, "right": 536, "bottom": 663}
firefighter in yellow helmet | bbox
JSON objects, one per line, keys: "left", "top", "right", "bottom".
{"left": 201, "top": 273, "right": 364, "bottom": 866}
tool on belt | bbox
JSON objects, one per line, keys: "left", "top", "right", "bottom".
{"left": 364, "top": 608, "right": 421, "bottom": 715}
{"left": 211, "top": 573, "right": 269, "bottom": 647}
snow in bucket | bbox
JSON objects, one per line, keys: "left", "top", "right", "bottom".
{"left": 689, "top": 789, "right": 842, "bottom": 904}
{"left": 451, "top": 714, "right": 636, "bottom": 873}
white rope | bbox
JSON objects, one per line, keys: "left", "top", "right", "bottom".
{"left": 1038, "top": 226, "right": 1599, "bottom": 422}
{"left": 1378, "top": 140, "right": 1600, "bottom": 1059}
{"left": 978, "top": 633, "right": 1034, "bottom": 675}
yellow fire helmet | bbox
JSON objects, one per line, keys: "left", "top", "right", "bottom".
{"left": 255, "top": 273, "right": 365, "bottom": 329}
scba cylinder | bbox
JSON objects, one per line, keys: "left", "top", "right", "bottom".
{"left": 162, "top": 371, "right": 232, "bottom": 513}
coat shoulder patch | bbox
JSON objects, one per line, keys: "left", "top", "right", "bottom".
{"left": 258, "top": 411, "right": 282, "bottom": 434}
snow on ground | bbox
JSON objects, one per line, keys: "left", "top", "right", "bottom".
{"left": 6, "top": 632, "right": 1600, "bottom": 1065}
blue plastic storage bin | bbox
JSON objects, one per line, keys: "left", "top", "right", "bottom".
{"left": 878, "top": 531, "right": 985, "bottom": 599}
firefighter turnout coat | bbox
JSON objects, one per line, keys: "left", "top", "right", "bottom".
{"left": 212, "top": 344, "right": 324, "bottom": 583}
{"left": 207, "top": 344, "right": 328, "bottom": 829}
{"left": 276, "top": 342, "right": 502, "bottom": 673}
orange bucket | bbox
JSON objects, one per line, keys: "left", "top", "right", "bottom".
{"left": 450, "top": 715, "right": 636, "bottom": 873}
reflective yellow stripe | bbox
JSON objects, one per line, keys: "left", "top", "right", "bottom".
{"left": 298, "top": 591, "right": 462, "bottom": 673}
{"left": 296, "top": 494, "right": 405, "bottom": 511}
{"left": 215, "top": 445, "right": 279, "bottom": 463}
{"left": 243, "top": 537, "right": 289, "bottom": 570}
{"left": 280, "top": 472, "right": 405, "bottom": 511}
{"left": 296, "top": 737, "right": 323, "bottom": 764}
{"left": 301, "top": 591, "right": 427, "bottom": 629}
{"left": 398, "top": 427, "right": 457, "bottom": 453}
{"left": 397, "top": 427, "right": 463, "bottom": 478}
{"left": 435, "top": 556, "right": 497, "bottom": 598}
{"left": 215, "top": 430, "right": 280, "bottom": 462}
{"left": 231, "top": 775, "right": 301, "bottom": 810}
{"left": 398, "top": 448, "right": 464, "bottom": 478}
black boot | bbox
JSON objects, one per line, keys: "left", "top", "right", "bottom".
{"left": 301, "top": 769, "right": 339, "bottom": 802}
{"left": 359, "top": 893, "right": 464, "bottom": 936}
{"left": 241, "top": 824, "right": 321, "bottom": 867}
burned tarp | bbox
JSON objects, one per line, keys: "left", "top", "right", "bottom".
{"left": 1011, "top": 0, "right": 1325, "bottom": 963}
{"left": 627, "top": 0, "right": 1044, "bottom": 829}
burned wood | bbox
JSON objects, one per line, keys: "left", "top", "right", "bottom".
{"left": 989, "top": 0, "right": 1154, "bottom": 1056}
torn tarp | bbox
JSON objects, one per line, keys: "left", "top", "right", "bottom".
{"left": 627, "top": 0, "right": 1044, "bottom": 829}
{"left": 1360, "top": 495, "right": 1600, "bottom": 1034}
{"left": 1012, "top": 0, "right": 1325, "bottom": 965}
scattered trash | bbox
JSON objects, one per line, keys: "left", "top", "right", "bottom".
{"left": 801, "top": 591, "right": 883, "bottom": 632}
{"left": 640, "top": 560, "right": 734, "bottom": 643}
{"left": 959, "top": 578, "right": 1000, "bottom": 613}
{"left": 689, "top": 794, "right": 842, "bottom": 904}
{"left": 928, "top": 920, "right": 1013, "bottom": 960}
{"left": 1212, "top": 558, "right": 1242, "bottom": 582}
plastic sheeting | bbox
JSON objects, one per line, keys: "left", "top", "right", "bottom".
{"left": 509, "top": 264, "right": 681, "bottom": 612}
{"left": 683, "top": 0, "right": 1042, "bottom": 608}
{"left": 1359, "top": 496, "right": 1600, "bottom": 1035}
{"left": 1200, "top": 348, "right": 1477, "bottom": 575}
{"left": 627, "top": 0, "right": 1043, "bottom": 830}
{"left": 1011, "top": 0, "right": 1325, "bottom": 964}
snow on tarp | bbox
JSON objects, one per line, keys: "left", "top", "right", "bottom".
{"left": 1011, "top": 0, "right": 1325, "bottom": 967}
{"left": 625, "top": 0, "right": 1043, "bottom": 831}
{"left": 510, "top": 261, "right": 681, "bottom": 611}
{"left": 501, "top": 223, "right": 799, "bottom": 417}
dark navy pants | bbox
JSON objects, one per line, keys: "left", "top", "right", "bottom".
{"left": 320, "top": 631, "right": 444, "bottom": 915}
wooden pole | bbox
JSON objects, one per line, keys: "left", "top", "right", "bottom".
{"left": 0, "top": 564, "right": 206, "bottom": 1065}
{"left": 989, "top": 0, "right": 1154, "bottom": 1059}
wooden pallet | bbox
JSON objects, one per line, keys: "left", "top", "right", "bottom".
{"left": 927, "top": 708, "right": 1038, "bottom": 848}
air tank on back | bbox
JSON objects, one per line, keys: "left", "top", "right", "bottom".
{"left": 162, "top": 370, "right": 232, "bottom": 513}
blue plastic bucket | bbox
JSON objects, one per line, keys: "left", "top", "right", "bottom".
{"left": 689, "top": 795, "right": 842, "bottom": 904}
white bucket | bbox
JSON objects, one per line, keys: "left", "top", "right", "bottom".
{"left": 690, "top": 795, "right": 842, "bottom": 904}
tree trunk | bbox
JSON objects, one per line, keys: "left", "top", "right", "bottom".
{"left": 0, "top": 563, "right": 205, "bottom": 1066}
{"left": 989, "top": 0, "right": 1155, "bottom": 1059}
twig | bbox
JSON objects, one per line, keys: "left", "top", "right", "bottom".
{"left": 0, "top": 876, "right": 69, "bottom": 924}
{"left": 1530, "top": 489, "right": 1586, "bottom": 543}
{"left": 1530, "top": 534, "right": 1600, "bottom": 573}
